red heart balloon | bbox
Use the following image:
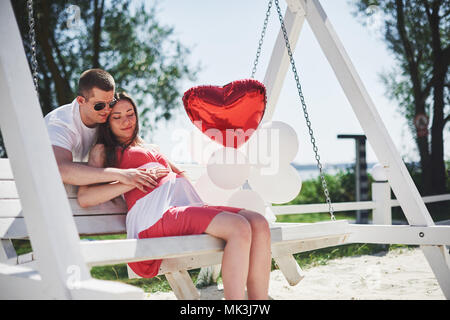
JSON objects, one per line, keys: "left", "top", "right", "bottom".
{"left": 182, "top": 79, "right": 266, "bottom": 148}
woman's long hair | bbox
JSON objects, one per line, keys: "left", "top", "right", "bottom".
{"left": 97, "top": 91, "right": 143, "bottom": 167}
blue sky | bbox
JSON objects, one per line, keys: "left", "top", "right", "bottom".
{"left": 147, "top": 0, "right": 448, "bottom": 166}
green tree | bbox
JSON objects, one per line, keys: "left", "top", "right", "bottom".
{"left": 351, "top": 0, "right": 449, "bottom": 195}
{"left": 1, "top": 0, "right": 198, "bottom": 157}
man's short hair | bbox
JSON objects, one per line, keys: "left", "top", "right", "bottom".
{"left": 78, "top": 69, "right": 115, "bottom": 99}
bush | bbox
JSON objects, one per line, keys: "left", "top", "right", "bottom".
{"left": 277, "top": 161, "right": 450, "bottom": 224}
{"left": 285, "top": 166, "right": 358, "bottom": 205}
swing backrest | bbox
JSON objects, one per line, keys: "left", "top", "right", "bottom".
{"left": 0, "top": 159, "right": 205, "bottom": 239}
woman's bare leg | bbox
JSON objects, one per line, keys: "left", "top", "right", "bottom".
{"left": 237, "top": 210, "right": 271, "bottom": 300}
{"left": 204, "top": 212, "right": 252, "bottom": 300}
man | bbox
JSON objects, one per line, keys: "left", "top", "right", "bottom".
{"left": 45, "top": 68, "right": 156, "bottom": 191}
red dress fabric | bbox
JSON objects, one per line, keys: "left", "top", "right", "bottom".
{"left": 127, "top": 205, "right": 242, "bottom": 278}
{"left": 116, "top": 145, "right": 171, "bottom": 210}
{"left": 116, "top": 145, "right": 243, "bottom": 278}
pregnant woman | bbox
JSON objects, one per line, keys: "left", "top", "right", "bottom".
{"left": 77, "top": 92, "right": 271, "bottom": 300}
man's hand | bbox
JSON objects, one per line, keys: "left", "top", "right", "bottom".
{"left": 116, "top": 167, "right": 170, "bottom": 192}
{"left": 116, "top": 168, "right": 159, "bottom": 192}
{"left": 146, "top": 167, "right": 170, "bottom": 181}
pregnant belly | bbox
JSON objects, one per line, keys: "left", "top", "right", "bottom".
{"left": 124, "top": 171, "right": 180, "bottom": 210}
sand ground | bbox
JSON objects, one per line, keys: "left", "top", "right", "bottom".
{"left": 145, "top": 247, "right": 446, "bottom": 300}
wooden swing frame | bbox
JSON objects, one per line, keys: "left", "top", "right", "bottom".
{"left": 0, "top": 0, "right": 449, "bottom": 299}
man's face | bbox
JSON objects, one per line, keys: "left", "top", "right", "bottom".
{"left": 78, "top": 87, "right": 115, "bottom": 127}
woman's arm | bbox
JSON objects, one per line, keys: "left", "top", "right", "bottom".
{"left": 77, "top": 144, "right": 136, "bottom": 208}
{"left": 167, "top": 159, "right": 185, "bottom": 175}
{"left": 144, "top": 144, "right": 186, "bottom": 176}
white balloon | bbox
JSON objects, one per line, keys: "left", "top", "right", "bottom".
{"left": 227, "top": 190, "right": 266, "bottom": 215}
{"left": 371, "top": 163, "right": 388, "bottom": 181}
{"left": 248, "top": 164, "right": 302, "bottom": 204}
{"left": 194, "top": 173, "right": 237, "bottom": 206}
{"left": 207, "top": 147, "right": 250, "bottom": 189}
{"left": 270, "top": 121, "right": 299, "bottom": 164}
{"left": 243, "top": 121, "right": 299, "bottom": 169}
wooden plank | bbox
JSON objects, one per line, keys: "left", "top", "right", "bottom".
{"left": 0, "top": 198, "right": 126, "bottom": 218}
{"left": 0, "top": 215, "right": 127, "bottom": 239}
{"left": 0, "top": 181, "right": 82, "bottom": 199}
{"left": 300, "top": 0, "right": 435, "bottom": 226}
{"left": 271, "top": 234, "right": 349, "bottom": 256}
{"left": 0, "top": 181, "right": 18, "bottom": 199}
{"left": 165, "top": 270, "right": 200, "bottom": 300}
{"left": 298, "top": 0, "right": 450, "bottom": 297}
{"left": 1, "top": 263, "right": 131, "bottom": 301}
{"left": 0, "top": 239, "right": 17, "bottom": 263}
{"left": 0, "top": 0, "right": 92, "bottom": 296}
{"left": 390, "top": 194, "right": 450, "bottom": 207}
{"left": 0, "top": 217, "right": 28, "bottom": 239}
{"left": 81, "top": 223, "right": 350, "bottom": 267}
{"left": 69, "top": 198, "right": 127, "bottom": 216}
{"left": 0, "top": 263, "right": 49, "bottom": 299}
{"left": 0, "top": 159, "right": 13, "bottom": 180}
{"left": 81, "top": 235, "right": 226, "bottom": 267}
{"left": 270, "top": 220, "right": 349, "bottom": 242}
{"left": 273, "top": 255, "right": 305, "bottom": 286}
{"left": 68, "top": 278, "right": 144, "bottom": 300}
{"left": 271, "top": 202, "right": 376, "bottom": 215}
{"left": 158, "top": 252, "right": 223, "bottom": 275}
{"left": 372, "top": 182, "right": 392, "bottom": 225}
{"left": 261, "top": 4, "right": 305, "bottom": 124}
{"left": 347, "top": 224, "right": 450, "bottom": 245}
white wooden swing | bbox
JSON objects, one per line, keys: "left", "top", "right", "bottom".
{"left": 0, "top": 0, "right": 449, "bottom": 300}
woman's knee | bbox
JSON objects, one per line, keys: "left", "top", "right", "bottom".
{"left": 240, "top": 210, "right": 271, "bottom": 239}
{"left": 206, "top": 212, "right": 252, "bottom": 242}
{"left": 230, "top": 215, "right": 252, "bottom": 243}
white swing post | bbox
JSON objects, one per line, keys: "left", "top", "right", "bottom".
{"left": 0, "top": 0, "right": 143, "bottom": 299}
{"left": 262, "top": 0, "right": 450, "bottom": 298}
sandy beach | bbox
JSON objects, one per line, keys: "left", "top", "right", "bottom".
{"left": 145, "top": 247, "right": 446, "bottom": 300}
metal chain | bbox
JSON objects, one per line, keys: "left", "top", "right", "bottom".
{"left": 27, "top": 0, "right": 39, "bottom": 95}
{"left": 251, "top": 0, "right": 273, "bottom": 78}
{"left": 274, "top": 0, "right": 335, "bottom": 221}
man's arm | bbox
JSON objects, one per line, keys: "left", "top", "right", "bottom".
{"left": 76, "top": 144, "right": 134, "bottom": 207}
{"left": 77, "top": 144, "right": 169, "bottom": 207}
{"left": 53, "top": 146, "right": 157, "bottom": 191}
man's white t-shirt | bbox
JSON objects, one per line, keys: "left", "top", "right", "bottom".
{"left": 44, "top": 99, "right": 97, "bottom": 162}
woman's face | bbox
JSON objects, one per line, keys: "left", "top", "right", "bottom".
{"left": 108, "top": 99, "right": 137, "bottom": 144}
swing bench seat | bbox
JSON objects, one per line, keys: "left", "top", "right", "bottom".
{"left": 0, "top": 159, "right": 349, "bottom": 299}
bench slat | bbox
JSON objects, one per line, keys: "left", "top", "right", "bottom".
{"left": 0, "top": 215, "right": 127, "bottom": 239}
{"left": 270, "top": 220, "right": 349, "bottom": 242}
{"left": 81, "top": 235, "right": 225, "bottom": 267}
{"left": 0, "top": 160, "right": 13, "bottom": 180}
{"left": 0, "top": 198, "right": 127, "bottom": 218}
{"left": 0, "top": 181, "right": 80, "bottom": 199}
{"left": 81, "top": 224, "right": 350, "bottom": 267}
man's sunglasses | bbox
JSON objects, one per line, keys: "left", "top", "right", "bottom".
{"left": 93, "top": 99, "right": 117, "bottom": 111}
